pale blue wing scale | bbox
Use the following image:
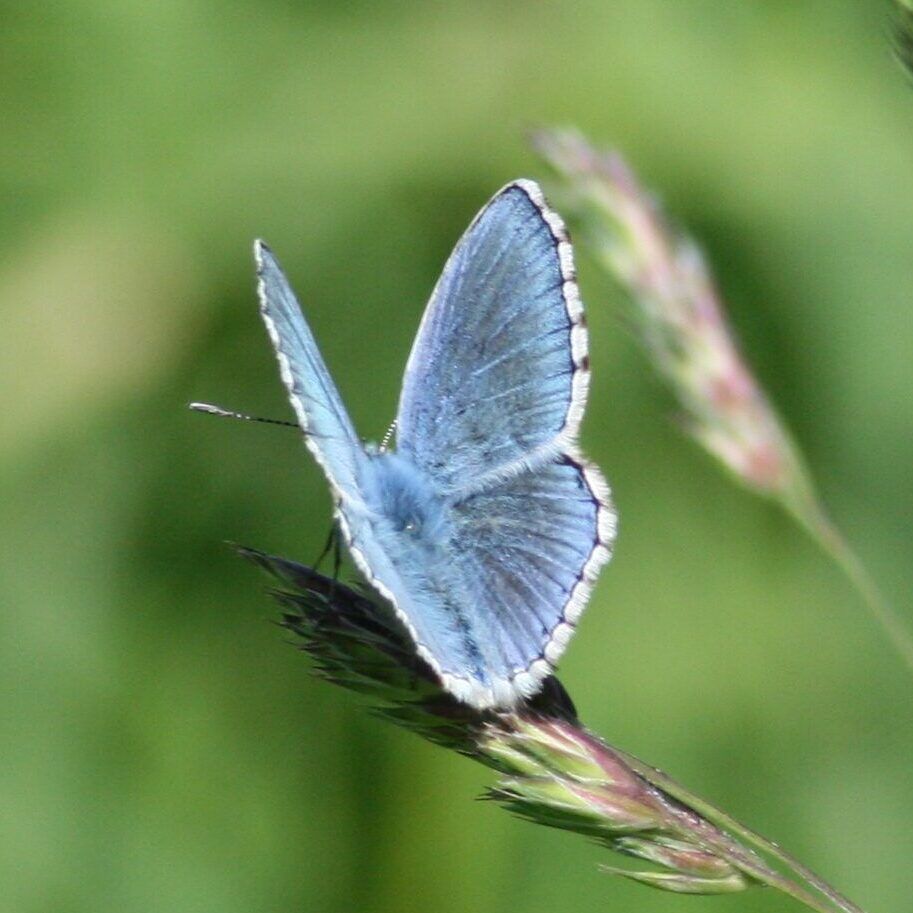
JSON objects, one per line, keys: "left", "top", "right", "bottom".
{"left": 255, "top": 240, "right": 367, "bottom": 503}
{"left": 342, "top": 452, "right": 615, "bottom": 706}
{"left": 255, "top": 181, "right": 616, "bottom": 710}
{"left": 337, "top": 453, "right": 510, "bottom": 700}
{"left": 443, "top": 454, "right": 615, "bottom": 696}
{"left": 395, "top": 180, "right": 589, "bottom": 491}
{"left": 254, "top": 241, "right": 490, "bottom": 693}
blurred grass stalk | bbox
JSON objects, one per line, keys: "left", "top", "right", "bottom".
{"left": 894, "top": 0, "right": 913, "bottom": 81}
{"left": 531, "top": 127, "right": 913, "bottom": 676}
{"left": 243, "top": 547, "right": 864, "bottom": 913}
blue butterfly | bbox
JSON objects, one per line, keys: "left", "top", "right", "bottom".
{"left": 256, "top": 180, "right": 616, "bottom": 709}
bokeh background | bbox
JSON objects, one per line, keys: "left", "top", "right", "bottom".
{"left": 2, "top": 2, "right": 912, "bottom": 912}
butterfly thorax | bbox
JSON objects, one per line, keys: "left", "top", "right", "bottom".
{"left": 361, "top": 451, "right": 447, "bottom": 546}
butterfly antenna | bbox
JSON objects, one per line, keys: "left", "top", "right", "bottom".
{"left": 189, "top": 401, "right": 299, "bottom": 430}
{"left": 379, "top": 419, "right": 397, "bottom": 453}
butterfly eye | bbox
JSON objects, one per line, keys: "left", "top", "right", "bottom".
{"left": 403, "top": 518, "right": 420, "bottom": 534}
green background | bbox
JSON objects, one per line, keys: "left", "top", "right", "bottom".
{"left": 2, "top": 2, "right": 911, "bottom": 911}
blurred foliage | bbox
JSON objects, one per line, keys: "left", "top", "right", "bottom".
{"left": 1, "top": 3, "right": 912, "bottom": 913}
{"left": 894, "top": 0, "right": 913, "bottom": 82}
{"left": 533, "top": 127, "right": 913, "bottom": 678}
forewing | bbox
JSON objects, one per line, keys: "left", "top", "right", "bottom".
{"left": 256, "top": 240, "right": 366, "bottom": 502}
{"left": 395, "top": 180, "right": 589, "bottom": 490}
{"left": 255, "top": 243, "right": 481, "bottom": 690}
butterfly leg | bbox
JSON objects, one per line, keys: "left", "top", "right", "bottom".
{"left": 313, "top": 522, "right": 337, "bottom": 572}
{"left": 331, "top": 527, "right": 342, "bottom": 582}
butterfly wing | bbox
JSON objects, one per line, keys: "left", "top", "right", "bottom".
{"left": 256, "top": 242, "right": 450, "bottom": 663}
{"left": 328, "top": 449, "right": 614, "bottom": 709}
{"left": 387, "top": 182, "right": 615, "bottom": 706}
{"left": 256, "top": 180, "right": 616, "bottom": 710}
{"left": 395, "top": 180, "right": 589, "bottom": 491}
{"left": 440, "top": 451, "right": 615, "bottom": 703}
{"left": 255, "top": 241, "right": 367, "bottom": 504}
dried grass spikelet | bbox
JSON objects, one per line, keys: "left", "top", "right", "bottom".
{"left": 531, "top": 127, "right": 913, "bottom": 676}
{"left": 240, "top": 546, "right": 864, "bottom": 913}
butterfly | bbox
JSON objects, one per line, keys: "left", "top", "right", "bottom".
{"left": 256, "top": 179, "right": 616, "bottom": 709}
